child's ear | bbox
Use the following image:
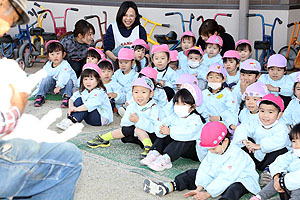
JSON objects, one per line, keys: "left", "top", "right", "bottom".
{"left": 256, "top": 73, "right": 261, "bottom": 80}
{"left": 277, "top": 112, "right": 283, "bottom": 120}
{"left": 131, "top": 60, "right": 135, "bottom": 66}
{"left": 63, "top": 52, "right": 66, "bottom": 58}
{"left": 150, "top": 90, "right": 154, "bottom": 98}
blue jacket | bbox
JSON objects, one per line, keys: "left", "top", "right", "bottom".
{"left": 182, "top": 63, "right": 208, "bottom": 90}
{"left": 154, "top": 66, "right": 177, "bottom": 91}
{"left": 133, "top": 57, "right": 147, "bottom": 72}
{"left": 258, "top": 74, "right": 293, "bottom": 97}
{"left": 104, "top": 79, "right": 126, "bottom": 107}
{"left": 281, "top": 98, "right": 300, "bottom": 127}
{"left": 178, "top": 51, "right": 188, "bottom": 71}
{"left": 201, "top": 53, "right": 223, "bottom": 69}
{"left": 239, "top": 108, "right": 259, "bottom": 124}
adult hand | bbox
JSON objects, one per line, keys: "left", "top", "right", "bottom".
{"left": 9, "top": 84, "right": 28, "bottom": 114}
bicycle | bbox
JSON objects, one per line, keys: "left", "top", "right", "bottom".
{"left": 196, "top": 13, "right": 232, "bottom": 23}
{"left": 247, "top": 13, "right": 282, "bottom": 70}
{"left": 279, "top": 21, "right": 300, "bottom": 70}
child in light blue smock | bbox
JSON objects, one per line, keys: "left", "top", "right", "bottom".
{"left": 98, "top": 58, "right": 126, "bottom": 113}
{"left": 222, "top": 50, "right": 240, "bottom": 89}
{"left": 201, "top": 35, "right": 223, "bottom": 69}
{"left": 131, "top": 39, "right": 149, "bottom": 72}
{"left": 140, "top": 83, "right": 204, "bottom": 172}
{"left": 34, "top": 40, "right": 77, "bottom": 108}
{"left": 200, "top": 63, "right": 238, "bottom": 130}
{"left": 250, "top": 123, "right": 300, "bottom": 200}
{"left": 143, "top": 122, "right": 260, "bottom": 199}
{"left": 56, "top": 63, "right": 113, "bottom": 130}
{"left": 235, "top": 39, "right": 252, "bottom": 65}
{"left": 183, "top": 46, "right": 207, "bottom": 90}
{"left": 259, "top": 54, "right": 293, "bottom": 109}
{"left": 87, "top": 77, "right": 159, "bottom": 158}
{"left": 281, "top": 72, "right": 300, "bottom": 128}
{"left": 169, "top": 50, "right": 184, "bottom": 77}
{"left": 178, "top": 31, "right": 196, "bottom": 71}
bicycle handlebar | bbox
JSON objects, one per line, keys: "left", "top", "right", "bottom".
{"left": 31, "top": 8, "right": 38, "bottom": 17}
{"left": 287, "top": 22, "right": 299, "bottom": 28}
{"left": 191, "top": 13, "right": 195, "bottom": 19}
{"left": 70, "top": 8, "right": 79, "bottom": 11}
{"left": 37, "top": 10, "right": 46, "bottom": 14}
{"left": 28, "top": 11, "right": 34, "bottom": 16}
{"left": 34, "top": 2, "right": 41, "bottom": 8}
{"left": 246, "top": 13, "right": 256, "bottom": 17}
{"left": 162, "top": 24, "right": 170, "bottom": 28}
{"left": 165, "top": 12, "right": 175, "bottom": 16}
{"left": 277, "top": 18, "right": 283, "bottom": 24}
{"left": 84, "top": 15, "right": 98, "bottom": 20}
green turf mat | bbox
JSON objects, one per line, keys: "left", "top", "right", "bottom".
{"left": 28, "top": 94, "right": 63, "bottom": 101}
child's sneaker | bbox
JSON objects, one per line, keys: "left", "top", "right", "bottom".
{"left": 86, "top": 135, "right": 110, "bottom": 148}
{"left": 118, "top": 106, "right": 126, "bottom": 117}
{"left": 148, "top": 155, "right": 172, "bottom": 171}
{"left": 143, "top": 179, "right": 169, "bottom": 197}
{"left": 260, "top": 168, "right": 272, "bottom": 187}
{"left": 140, "top": 145, "right": 151, "bottom": 158}
{"left": 34, "top": 95, "right": 45, "bottom": 107}
{"left": 56, "top": 118, "right": 74, "bottom": 130}
{"left": 61, "top": 95, "right": 70, "bottom": 108}
{"left": 140, "top": 150, "right": 160, "bottom": 166}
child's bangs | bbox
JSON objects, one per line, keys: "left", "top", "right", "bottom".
{"left": 289, "top": 123, "right": 300, "bottom": 141}
{"left": 173, "top": 89, "right": 195, "bottom": 105}
{"left": 134, "top": 45, "right": 146, "bottom": 51}
{"left": 47, "top": 43, "right": 65, "bottom": 54}
{"left": 236, "top": 43, "right": 252, "bottom": 52}
{"left": 81, "top": 69, "right": 99, "bottom": 78}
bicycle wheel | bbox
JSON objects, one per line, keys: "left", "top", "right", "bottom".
{"left": 279, "top": 46, "right": 298, "bottom": 70}
{"left": 19, "top": 42, "right": 37, "bottom": 68}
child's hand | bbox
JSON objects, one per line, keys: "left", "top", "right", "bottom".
{"left": 209, "top": 115, "right": 220, "bottom": 122}
{"left": 68, "top": 106, "right": 76, "bottom": 115}
{"left": 245, "top": 141, "right": 260, "bottom": 153}
{"left": 240, "top": 79, "right": 251, "bottom": 94}
{"left": 160, "top": 124, "right": 170, "bottom": 135}
{"left": 265, "top": 84, "right": 280, "bottom": 92}
{"left": 193, "top": 191, "right": 211, "bottom": 200}
{"left": 158, "top": 80, "right": 165, "bottom": 87}
{"left": 230, "top": 124, "right": 237, "bottom": 131}
{"left": 193, "top": 73, "right": 198, "bottom": 77}
{"left": 129, "top": 113, "right": 139, "bottom": 123}
{"left": 184, "top": 190, "right": 200, "bottom": 198}
{"left": 54, "top": 86, "right": 61, "bottom": 94}
{"left": 273, "top": 174, "right": 285, "bottom": 193}
{"left": 107, "top": 92, "right": 117, "bottom": 99}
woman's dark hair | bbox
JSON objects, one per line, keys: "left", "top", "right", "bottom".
{"left": 73, "top": 19, "right": 95, "bottom": 37}
{"left": 259, "top": 100, "right": 281, "bottom": 113}
{"left": 187, "top": 49, "right": 202, "bottom": 57}
{"left": 138, "top": 73, "right": 157, "bottom": 90}
{"left": 289, "top": 123, "right": 300, "bottom": 141}
{"left": 116, "top": 1, "right": 140, "bottom": 28}
{"left": 86, "top": 49, "right": 101, "bottom": 61}
{"left": 47, "top": 42, "right": 65, "bottom": 54}
{"left": 98, "top": 60, "right": 114, "bottom": 71}
{"left": 240, "top": 69, "right": 260, "bottom": 77}
{"left": 134, "top": 45, "right": 148, "bottom": 72}
{"left": 199, "top": 19, "right": 225, "bottom": 37}
{"left": 79, "top": 69, "right": 106, "bottom": 93}
{"left": 236, "top": 43, "right": 252, "bottom": 52}
{"left": 181, "top": 35, "right": 196, "bottom": 45}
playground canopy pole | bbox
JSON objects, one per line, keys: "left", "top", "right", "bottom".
{"left": 239, "top": 0, "right": 249, "bottom": 39}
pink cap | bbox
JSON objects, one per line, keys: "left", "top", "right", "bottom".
{"left": 98, "top": 58, "right": 113, "bottom": 66}
{"left": 222, "top": 50, "right": 240, "bottom": 60}
{"left": 242, "top": 82, "right": 269, "bottom": 100}
{"left": 45, "top": 40, "right": 61, "bottom": 50}
{"left": 267, "top": 54, "right": 287, "bottom": 68}
{"left": 181, "top": 83, "right": 203, "bottom": 107}
{"left": 88, "top": 47, "right": 106, "bottom": 59}
{"left": 180, "top": 31, "right": 196, "bottom": 40}
{"left": 140, "top": 67, "right": 158, "bottom": 80}
{"left": 176, "top": 73, "right": 198, "bottom": 85}
{"left": 235, "top": 39, "right": 252, "bottom": 49}
{"left": 207, "top": 63, "right": 227, "bottom": 78}
{"left": 132, "top": 39, "right": 150, "bottom": 51}
{"left": 206, "top": 35, "right": 223, "bottom": 47}
{"left": 185, "top": 46, "right": 204, "bottom": 57}
{"left": 240, "top": 59, "right": 261, "bottom": 72}
{"left": 200, "top": 121, "right": 228, "bottom": 148}
{"left": 258, "top": 93, "right": 284, "bottom": 112}
{"left": 294, "top": 72, "right": 300, "bottom": 83}
{"left": 82, "top": 63, "right": 102, "bottom": 76}
{"left": 151, "top": 44, "right": 170, "bottom": 55}
{"left": 118, "top": 48, "right": 135, "bottom": 60}
{"left": 170, "top": 50, "right": 179, "bottom": 62}
{"left": 132, "top": 77, "right": 154, "bottom": 91}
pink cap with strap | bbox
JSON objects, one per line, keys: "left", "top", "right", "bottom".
{"left": 118, "top": 48, "right": 135, "bottom": 60}
{"left": 151, "top": 44, "right": 170, "bottom": 55}
{"left": 294, "top": 72, "right": 300, "bottom": 83}
{"left": 176, "top": 73, "right": 199, "bottom": 85}
{"left": 242, "top": 82, "right": 269, "bottom": 100}
{"left": 235, "top": 39, "right": 252, "bottom": 49}
{"left": 132, "top": 77, "right": 154, "bottom": 91}
{"left": 206, "top": 35, "right": 223, "bottom": 47}
{"left": 207, "top": 63, "right": 227, "bottom": 78}
{"left": 140, "top": 67, "right": 158, "bottom": 80}
{"left": 267, "top": 54, "right": 287, "bottom": 68}
{"left": 180, "top": 31, "right": 196, "bottom": 40}
{"left": 240, "top": 59, "right": 261, "bottom": 72}
{"left": 88, "top": 47, "right": 106, "bottom": 59}
{"left": 170, "top": 50, "right": 179, "bottom": 62}
{"left": 98, "top": 58, "right": 113, "bottom": 66}
{"left": 200, "top": 121, "right": 228, "bottom": 148}
{"left": 82, "top": 63, "right": 102, "bottom": 76}
{"left": 45, "top": 40, "right": 61, "bottom": 50}
{"left": 258, "top": 93, "right": 284, "bottom": 112}
{"left": 132, "top": 39, "right": 150, "bottom": 51}
{"left": 222, "top": 50, "right": 240, "bottom": 60}
{"left": 185, "top": 46, "right": 204, "bottom": 57}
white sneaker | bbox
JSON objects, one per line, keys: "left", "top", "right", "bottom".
{"left": 140, "top": 150, "right": 160, "bottom": 166}
{"left": 118, "top": 107, "right": 126, "bottom": 117}
{"left": 56, "top": 118, "right": 74, "bottom": 130}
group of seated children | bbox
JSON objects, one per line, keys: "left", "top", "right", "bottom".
{"left": 33, "top": 28, "right": 300, "bottom": 199}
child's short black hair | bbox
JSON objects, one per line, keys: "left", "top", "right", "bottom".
{"left": 259, "top": 100, "right": 281, "bottom": 113}
{"left": 47, "top": 42, "right": 65, "bottom": 54}
{"left": 205, "top": 43, "right": 221, "bottom": 51}
{"left": 221, "top": 129, "right": 232, "bottom": 143}
{"left": 181, "top": 35, "right": 196, "bottom": 45}
{"left": 267, "top": 66, "right": 287, "bottom": 73}
{"left": 289, "top": 123, "right": 300, "bottom": 141}
{"left": 173, "top": 88, "right": 195, "bottom": 106}
{"left": 169, "top": 61, "right": 179, "bottom": 70}
{"left": 236, "top": 43, "right": 252, "bottom": 52}
{"left": 240, "top": 69, "right": 260, "bottom": 77}
{"left": 188, "top": 50, "right": 202, "bottom": 57}
{"left": 79, "top": 69, "right": 106, "bottom": 93}
{"left": 207, "top": 71, "right": 225, "bottom": 80}
{"left": 86, "top": 49, "right": 101, "bottom": 61}
{"left": 98, "top": 60, "right": 113, "bottom": 71}
{"left": 223, "top": 57, "right": 240, "bottom": 64}
{"left": 134, "top": 45, "right": 146, "bottom": 51}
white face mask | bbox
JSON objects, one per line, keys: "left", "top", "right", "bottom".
{"left": 188, "top": 60, "right": 200, "bottom": 69}
{"left": 260, "top": 119, "right": 279, "bottom": 129}
{"left": 174, "top": 105, "right": 191, "bottom": 118}
{"left": 208, "top": 82, "right": 222, "bottom": 90}
{"left": 293, "top": 149, "right": 300, "bottom": 157}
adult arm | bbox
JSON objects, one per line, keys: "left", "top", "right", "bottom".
{"left": 104, "top": 25, "right": 117, "bottom": 62}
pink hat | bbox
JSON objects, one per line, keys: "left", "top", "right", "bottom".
{"left": 267, "top": 54, "right": 287, "bottom": 68}
{"left": 200, "top": 121, "right": 228, "bottom": 148}
{"left": 170, "top": 50, "right": 179, "bottom": 62}
{"left": 181, "top": 83, "right": 203, "bottom": 107}
{"left": 98, "top": 58, "right": 113, "bottom": 66}
{"left": 118, "top": 48, "right": 135, "bottom": 60}
{"left": 132, "top": 77, "right": 154, "bottom": 91}
{"left": 132, "top": 39, "right": 150, "bottom": 51}
{"left": 242, "top": 82, "right": 269, "bottom": 100}
{"left": 151, "top": 44, "right": 170, "bottom": 55}
{"left": 207, "top": 63, "right": 227, "bottom": 78}
{"left": 45, "top": 40, "right": 61, "bottom": 50}
{"left": 206, "top": 35, "right": 223, "bottom": 47}
{"left": 294, "top": 72, "right": 300, "bottom": 83}
{"left": 140, "top": 67, "right": 158, "bottom": 80}
{"left": 222, "top": 50, "right": 240, "bottom": 60}
{"left": 176, "top": 73, "right": 198, "bottom": 85}
{"left": 185, "top": 46, "right": 204, "bottom": 57}
{"left": 82, "top": 63, "right": 102, "bottom": 76}
{"left": 235, "top": 39, "right": 252, "bottom": 49}
{"left": 240, "top": 59, "right": 261, "bottom": 72}
{"left": 258, "top": 93, "right": 284, "bottom": 112}
{"left": 88, "top": 47, "right": 106, "bottom": 59}
{"left": 180, "top": 31, "right": 196, "bottom": 40}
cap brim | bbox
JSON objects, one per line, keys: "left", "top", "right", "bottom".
{"left": 13, "top": 0, "right": 30, "bottom": 25}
